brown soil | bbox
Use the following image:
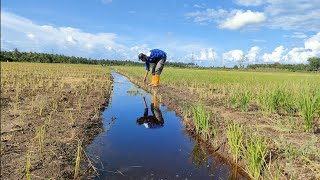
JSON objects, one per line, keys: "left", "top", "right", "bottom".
{"left": 117, "top": 69, "right": 320, "bottom": 180}
{"left": 1, "top": 64, "right": 112, "bottom": 179}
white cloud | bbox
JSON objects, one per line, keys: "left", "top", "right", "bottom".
{"left": 0, "top": 11, "right": 132, "bottom": 59}
{"left": 284, "top": 32, "right": 320, "bottom": 63}
{"left": 265, "top": 0, "right": 320, "bottom": 31}
{"left": 284, "top": 47, "right": 313, "bottom": 64}
{"left": 246, "top": 46, "right": 261, "bottom": 63}
{"left": 286, "top": 32, "right": 307, "bottom": 39}
{"left": 166, "top": 32, "right": 174, "bottom": 36}
{"left": 219, "top": 10, "right": 266, "bottom": 30}
{"left": 194, "top": 4, "right": 206, "bottom": 9}
{"left": 101, "top": 0, "right": 112, "bottom": 4}
{"left": 4, "top": 9, "right": 318, "bottom": 66}
{"left": 222, "top": 46, "right": 261, "bottom": 64}
{"left": 181, "top": 47, "right": 217, "bottom": 62}
{"left": 262, "top": 46, "right": 286, "bottom": 63}
{"left": 1, "top": 11, "right": 221, "bottom": 64}
{"left": 223, "top": 50, "right": 245, "bottom": 62}
{"left": 256, "top": 33, "right": 320, "bottom": 64}
{"left": 185, "top": 8, "right": 228, "bottom": 24}
{"left": 187, "top": 1, "right": 319, "bottom": 32}
{"left": 234, "top": 0, "right": 264, "bottom": 6}
{"left": 305, "top": 32, "right": 320, "bottom": 52}
{"left": 248, "top": 33, "right": 320, "bottom": 64}
{"left": 129, "top": 44, "right": 150, "bottom": 54}
{"left": 186, "top": 9, "right": 265, "bottom": 30}
{"left": 198, "top": 48, "right": 217, "bottom": 60}
{"left": 67, "top": 35, "right": 78, "bottom": 44}
{"left": 26, "top": 33, "right": 35, "bottom": 39}
{"left": 251, "top": 39, "right": 267, "bottom": 43}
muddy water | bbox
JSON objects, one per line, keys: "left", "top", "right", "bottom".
{"left": 86, "top": 71, "right": 245, "bottom": 180}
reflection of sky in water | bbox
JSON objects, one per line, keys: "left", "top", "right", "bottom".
{"left": 85, "top": 71, "right": 246, "bottom": 180}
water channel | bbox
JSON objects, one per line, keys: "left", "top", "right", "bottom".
{"left": 85, "top": 71, "right": 245, "bottom": 180}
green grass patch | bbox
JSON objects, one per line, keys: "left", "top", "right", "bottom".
{"left": 192, "top": 104, "right": 210, "bottom": 140}
{"left": 226, "top": 121, "right": 243, "bottom": 163}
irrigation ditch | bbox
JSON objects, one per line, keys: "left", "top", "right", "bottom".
{"left": 84, "top": 70, "right": 249, "bottom": 179}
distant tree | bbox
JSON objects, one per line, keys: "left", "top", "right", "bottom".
{"left": 233, "top": 65, "right": 239, "bottom": 69}
{"left": 307, "top": 57, "right": 320, "bottom": 71}
{"left": 12, "top": 48, "right": 22, "bottom": 61}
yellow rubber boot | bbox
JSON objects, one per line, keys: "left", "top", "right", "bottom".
{"left": 148, "top": 75, "right": 155, "bottom": 86}
{"left": 152, "top": 74, "right": 160, "bottom": 87}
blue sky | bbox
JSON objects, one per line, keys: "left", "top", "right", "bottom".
{"left": 1, "top": 0, "right": 320, "bottom": 67}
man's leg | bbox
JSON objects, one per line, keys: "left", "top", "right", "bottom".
{"left": 153, "top": 58, "right": 166, "bottom": 87}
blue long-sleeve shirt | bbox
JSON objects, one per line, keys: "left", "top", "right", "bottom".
{"left": 145, "top": 49, "right": 167, "bottom": 71}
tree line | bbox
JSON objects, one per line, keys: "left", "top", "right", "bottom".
{"left": 1, "top": 49, "right": 319, "bottom": 71}
{"left": 0, "top": 49, "right": 198, "bottom": 68}
{"left": 246, "top": 58, "right": 320, "bottom": 71}
{"left": 0, "top": 49, "right": 140, "bottom": 66}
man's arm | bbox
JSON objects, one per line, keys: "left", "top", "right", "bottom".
{"left": 143, "top": 70, "right": 149, "bottom": 83}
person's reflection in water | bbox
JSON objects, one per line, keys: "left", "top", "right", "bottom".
{"left": 136, "top": 93, "right": 164, "bottom": 129}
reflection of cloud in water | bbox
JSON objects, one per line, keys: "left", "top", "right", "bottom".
{"left": 115, "top": 76, "right": 127, "bottom": 83}
{"left": 87, "top": 116, "right": 116, "bottom": 161}
{"left": 86, "top": 139, "right": 113, "bottom": 166}
{"left": 112, "top": 71, "right": 128, "bottom": 83}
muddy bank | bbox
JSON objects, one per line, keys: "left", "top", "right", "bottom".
{"left": 1, "top": 63, "right": 112, "bottom": 179}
